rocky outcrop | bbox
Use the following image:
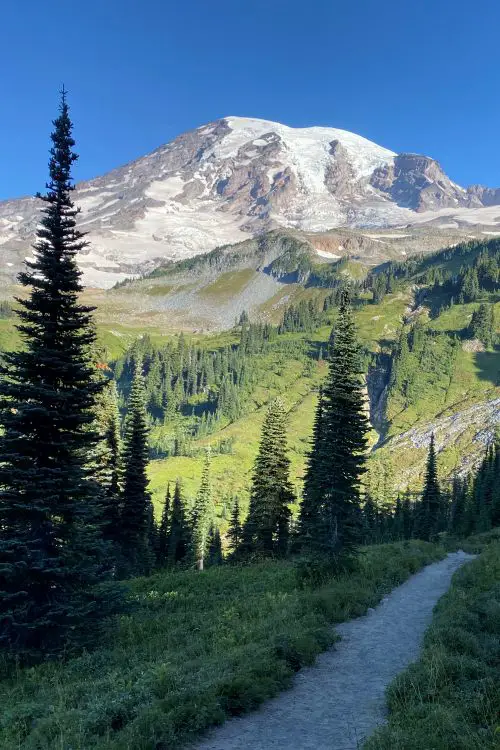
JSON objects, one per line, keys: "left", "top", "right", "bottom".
{"left": 370, "top": 153, "right": 468, "bottom": 211}
{"left": 383, "top": 398, "right": 500, "bottom": 488}
{"left": 324, "top": 140, "right": 357, "bottom": 198}
{"left": 466, "top": 184, "right": 500, "bottom": 207}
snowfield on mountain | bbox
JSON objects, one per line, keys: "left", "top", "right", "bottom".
{"left": 3, "top": 116, "right": 500, "bottom": 287}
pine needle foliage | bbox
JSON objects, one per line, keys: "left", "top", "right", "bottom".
{"left": 156, "top": 484, "right": 171, "bottom": 567}
{"left": 227, "top": 496, "right": 242, "bottom": 555}
{"left": 244, "top": 398, "right": 293, "bottom": 556}
{"left": 90, "top": 377, "right": 122, "bottom": 549}
{"left": 191, "top": 448, "right": 214, "bottom": 570}
{"left": 119, "top": 360, "right": 153, "bottom": 576}
{"left": 167, "top": 480, "right": 190, "bottom": 565}
{"left": 415, "top": 434, "right": 441, "bottom": 541}
{"left": 0, "top": 90, "right": 120, "bottom": 661}
{"left": 299, "top": 288, "right": 369, "bottom": 562}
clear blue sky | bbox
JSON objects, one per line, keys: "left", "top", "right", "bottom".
{"left": 1, "top": 0, "right": 499, "bottom": 199}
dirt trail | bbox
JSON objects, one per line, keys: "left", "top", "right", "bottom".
{"left": 194, "top": 550, "right": 474, "bottom": 750}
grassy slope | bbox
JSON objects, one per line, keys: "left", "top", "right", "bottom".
{"left": 380, "top": 299, "right": 500, "bottom": 488}
{"left": 2, "top": 271, "right": 498, "bottom": 504}
{"left": 148, "top": 291, "right": 500, "bottom": 512}
{"left": 146, "top": 292, "right": 411, "bottom": 513}
{"left": 365, "top": 532, "right": 500, "bottom": 750}
{"left": 0, "top": 541, "right": 444, "bottom": 750}
{"left": 148, "top": 352, "right": 324, "bottom": 514}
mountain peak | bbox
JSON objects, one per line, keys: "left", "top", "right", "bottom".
{"left": 1, "top": 117, "right": 500, "bottom": 288}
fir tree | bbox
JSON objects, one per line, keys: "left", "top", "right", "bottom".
{"left": 0, "top": 90, "right": 119, "bottom": 660}
{"left": 392, "top": 496, "right": 404, "bottom": 540}
{"left": 473, "top": 445, "right": 496, "bottom": 532}
{"left": 449, "top": 476, "right": 466, "bottom": 536}
{"left": 361, "top": 495, "right": 378, "bottom": 544}
{"left": 90, "top": 377, "right": 122, "bottom": 548}
{"left": 207, "top": 525, "right": 223, "bottom": 566}
{"left": 415, "top": 434, "right": 441, "bottom": 541}
{"left": 298, "top": 388, "right": 324, "bottom": 545}
{"left": 167, "top": 480, "right": 190, "bottom": 565}
{"left": 157, "top": 484, "right": 171, "bottom": 567}
{"left": 401, "top": 493, "right": 413, "bottom": 540}
{"left": 119, "top": 361, "right": 152, "bottom": 576}
{"left": 191, "top": 448, "right": 214, "bottom": 570}
{"left": 227, "top": 496, "right": 242, "bottom": 554}
{"left": 468, "top": 303, "right": 495, "bottom": 348}
{"left": 244, "top": 398, "right": 293, "bottom": 555}
{"left": 491, "top": 439, "right": 500, "bottom": 528}
{"left": 299, "top": 288, "right": 369, "bottom": 562}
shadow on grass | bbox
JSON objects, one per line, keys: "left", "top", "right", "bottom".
{"left": 473, "top": 347, "right": 500, "bottom": 386}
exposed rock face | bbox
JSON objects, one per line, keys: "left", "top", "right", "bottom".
{"left": 324, "top": 140, "right": 357, "bottom": 197}
{"left": 466, "top": 184, "right": 500, "bottom": 207}
{"left": 370, "top": 153, "right": 467, "bottom": 211}
{"left": 2, "top": 117, "right": 500, "bottom": 288}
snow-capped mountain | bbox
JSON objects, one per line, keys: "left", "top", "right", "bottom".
{"left": 1, "top": 116, "right": 500, "bottom": 288}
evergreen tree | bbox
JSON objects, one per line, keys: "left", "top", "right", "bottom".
{"left": 119, "top": 361, "right": 152, "bottom": 576}
{"left": 468, "top": 303, "right": 495, "bottom": 348}
{"left": 244, "top": 398, "right": 294, "bottom": 555}
{"left": 401, "top": 493, "right": 413, "bottom": 540}
{"left": 157, "top": 484, "right": 171, "bottom": 567}
{"left": 392, "top": 496, "right": 404, "bottom": 540}
{"left": 147, "top": 500, "right": 159, "bottom": 564}
{"left": 461, "top": 267, "right": 480, "bottom": 302}
{"left": 415, "top": 434, "right": 441, "bottom": 541}
{"left": 90, "top": 377, "right": 122, "bottom": 547}
{"left": 191, "top": 448, "right": 214, "bottom": 570}
{"left": 167, "top": 480, "right": 190, "bottom": 565}
{"left": 299, "top": 288, "right": 368, "bottom": 562}
{"left": 227, "top": 496, "right": 242, "bottom": 554}
{"left": 299, "top": 388, "right": 324, "bottom": 545}
{"left": 361, "top": 495, "right": 378, "bottom": 544}
{"left": 473, "top": 445, "right": 496, "bottom": 532}
{"left": 491, "top": 439, "right": 500, "bottom": 528}
{"left": 207, "top": 525, "right": 223, "bottom": 566}
{"left": 0, "top": 90, "right": 119, "bottom": 660}
{"left": 448, "top": 475, "right": 467, "bottom": 535}
{"left": 463, "top": 477, "right": 478, "bottom": 536}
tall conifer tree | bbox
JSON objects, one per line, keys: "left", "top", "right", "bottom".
{"left": 156, "top": 483, "right": 171, "bottom": 567}
{"left": 119, "top": 360, "right": 152, "bottom": 575}
{"left": 299, "top": 288, "right": 368, "bottom": 561}
{"left": 415, "top": 434, "right": 441, "bottom": 541}
{"left": 244, "top": 398, "right": 293, "bottom": 555}
{"left": 227, "top": 496, "right": 242, "bottom": 554}
{"left": 299, "top": 388, "right": 324, "bottom": 544}
{"left": 449, "top": 475, "right": 466, "bottom": 536}
{"left": 167, "top": 480, "right": 190, "bottom": 565}
{"left": 191, "top": 448, "right": 214, "bottom": 570}
{"left": 207, "top": 525, "right": 223, "bottom": 566}
{"left": 0, "top": 90, "right": 117, "bottom": 659}
{"left": 90, "top": 377, "right": 122, "bottom": 547}
{"left": 402, "top": 493, "right": 413, "bottom": 540}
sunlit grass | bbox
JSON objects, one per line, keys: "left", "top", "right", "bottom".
{"left": 0, "top": 541, "right": 444, "bottom": 750}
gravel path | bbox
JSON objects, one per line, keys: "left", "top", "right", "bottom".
{"left": 194, "top": 550, "right": 474, "bottom": 750}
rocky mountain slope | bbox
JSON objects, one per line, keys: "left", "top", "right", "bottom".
{"left": 108, "top": 227, "right": 482, "bottom": 331}
{"left": 2, "top": 117, "right": 500, "bottom": 288}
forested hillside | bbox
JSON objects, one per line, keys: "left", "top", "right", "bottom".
{"left": 78, "top": 237, "right": 498, "bottom": 524}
